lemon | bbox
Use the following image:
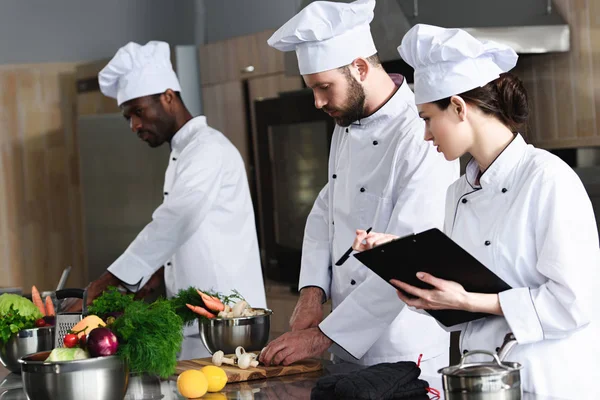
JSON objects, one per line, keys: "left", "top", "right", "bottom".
{"left": 200, "top": 365, "right": 228, "bottom": 392}
{"left": 177, "top": 369, "right": 208, "bottom": 398}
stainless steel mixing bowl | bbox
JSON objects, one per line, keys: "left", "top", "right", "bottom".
{"left": 19, "top": 350, "right": 129, "bottom": 400}
{"left": 199, "top": 308, "right": 272, "bottom": 355}
{"left": 0, "top": 327, "right": 54, "bottom": 373}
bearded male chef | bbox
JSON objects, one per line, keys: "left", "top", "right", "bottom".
{"left": 259, "top": 0, "right": 459, "bottom": 375}
{"left": 79, "top": 41, "right": 266, "bottom": 359}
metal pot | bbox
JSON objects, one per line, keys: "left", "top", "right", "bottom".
{"left": 199, "top": 308, "right": 272, "bottom": 355}
{"left": 438, "top": 334, "right": 522, "bottom": 400}
{"left": 0, "top": 327, "right": 55, "bottom": 374}
{"left": 19, "top": 350, "right": 129, "bottom": 400}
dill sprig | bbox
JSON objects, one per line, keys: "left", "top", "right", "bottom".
{"left": 111, "top": 299, "right": 183, "bottom": 378}
{"left": 87, "top": 286, "right": 134, "bottom": 318}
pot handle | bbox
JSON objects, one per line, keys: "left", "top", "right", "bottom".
{"left": 458, "top": 350, "right": 512, "bottom": 370}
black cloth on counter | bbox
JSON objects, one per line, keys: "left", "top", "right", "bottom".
{"left": 311, "top": 361, "right": 430, "bottom": 400}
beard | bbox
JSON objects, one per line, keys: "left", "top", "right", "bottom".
{"left": 325, "top": 73, "right": 367, "bottom": 127}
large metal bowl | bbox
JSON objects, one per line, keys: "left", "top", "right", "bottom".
{"left": 0, "top": 327, "right": 54, "bottom": 373}
{"left": 199, "top": 308, "right": 272, "bottom": 355}
{"left": 19, "top": 350, "right": 129, "bottom": 400}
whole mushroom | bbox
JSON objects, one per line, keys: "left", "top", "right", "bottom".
{"left": 212, "top": 350, "right": 236, "bottom": 367}
{"left": 235, "top": 346, "right": 259, "bottom": 369}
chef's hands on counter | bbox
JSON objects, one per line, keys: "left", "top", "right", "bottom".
{"left": 259, "top": 327, "right": 332, "bottom": 366}
{"left": 352, "top": 229, "right": 503, "bottom": 316}
{"left": 260, "top": 287, "right": 331, "bottom": 366}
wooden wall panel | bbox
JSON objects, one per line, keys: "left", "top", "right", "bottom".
{"left": 514, "top": 0, "right": 600, "bottom": 149}
{"left": 0, "top": 63, "right": 86, "bottom": 293}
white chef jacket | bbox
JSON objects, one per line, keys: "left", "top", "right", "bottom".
{"left": 444, "top": 134, "right": 600, "bottom": 398}
{"left": 108, "top": 116, "right": 266, "bottom": 359}
{"left": 301, "top": 76, "right": 460, "bottom": 372}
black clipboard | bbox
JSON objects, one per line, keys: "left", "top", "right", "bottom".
{"left": 353, "top": 228, "right": 511, "bottom": 327}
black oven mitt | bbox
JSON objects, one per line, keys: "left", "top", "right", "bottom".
{"left": 311, "top": 361, "right": 430, "bottom": 400}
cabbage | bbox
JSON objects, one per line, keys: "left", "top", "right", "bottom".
{"left": 0, "top": 294, "right": 42, "bottom": 319}
{"left": 45, "top": 348, "right": 90, "bottom": 362}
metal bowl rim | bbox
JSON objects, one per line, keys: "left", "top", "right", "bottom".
{"left": 438, "top": 361, "right": 523, "bottom": 377}
{"left": 198, "top": 308, "right": 273, "bottom": 325}
{"left": 19, "top": 350, "right": 122, "bottom": 366}
{"left": 14, "top": 326, "right": 55, "bottom": 339}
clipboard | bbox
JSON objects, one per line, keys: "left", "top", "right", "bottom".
{"left": 353, "top": 228, "right": 511, "bottom": 327}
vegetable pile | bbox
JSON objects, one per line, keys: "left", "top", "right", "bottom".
{"left": 39, "top": 285, "right": 253, "bottom": 380}
{"left": 0, "top": 286, "right": 56, "bottom": 343}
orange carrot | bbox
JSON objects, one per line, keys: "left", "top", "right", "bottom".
{"left": 31, "top": 286, "right": 45, "bottom": 316}
{"left": 186, "top": 303, "right": 216, "bottom": 318}
{"left": 45, "top": 296, "right": 55, "bottom": 316}
{"left": 197, "top": 290, "right": 225, "bottom": 312}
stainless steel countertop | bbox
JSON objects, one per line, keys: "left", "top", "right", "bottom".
{"left": 0, "top": 361, "right": 562, "bottom": 399}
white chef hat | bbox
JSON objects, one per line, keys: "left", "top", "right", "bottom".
{"left": 98, "top": 41, "right": 181, "bottom": 106}
{"left": 398, "top": 24, "right": 518, "bottom": 104}
{"left": 268, "top": 0, "right": 377, "bottom": 75}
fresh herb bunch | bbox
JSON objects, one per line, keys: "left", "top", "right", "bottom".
{"left": 111, "top": 299, "right": 183, "bottom": 378}
{"left": 169, "top": 287, "right": 247, "bottom": 325}
{"left": 207, "top": 289, "right": 246, "bottom": 306}
{"left": 169, "top": 287, "right": 204, "bottom": 326}
{"left": 0, "top": 306, "right": 38, "bottom": 343}
{"left": 88, "top": 286, "right": 134, "bottom": 317}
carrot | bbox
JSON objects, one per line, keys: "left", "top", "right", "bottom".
{"left": 186, "top": 303, "right": 216, "bottom": 319}
{"left": 45, "top": 296, "right": 55, "bottom": 316}
{"left": 31, "top": 286, "right": 46, "bottom": 316}
{"left": 197, "top": 290, "right": 225, "bottom": 312}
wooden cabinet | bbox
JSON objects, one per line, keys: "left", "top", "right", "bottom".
{"left": 201, "top": 81, "right": 250, "bottom": 175}
{"left": 199, "top": 29, "right": 289, "bottom": 86}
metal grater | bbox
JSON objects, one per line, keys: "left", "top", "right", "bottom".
{"left": 54, "top": 289, "right": 88, "bottom": 348}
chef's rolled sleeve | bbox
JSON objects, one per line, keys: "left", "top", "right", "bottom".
{"left": 499, "top": 288, "right": 544, "bottom": 343}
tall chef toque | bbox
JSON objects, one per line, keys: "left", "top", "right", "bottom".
{"left": 268, "top": 0, "right": 378, "bottom": 75}
{"left": 397, "top": 24, "right": 519, "bottom": 105}
{"left": 98, "top": 41, "right": 181, "bottom": 106}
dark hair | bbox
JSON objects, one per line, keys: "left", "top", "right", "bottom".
{"left": 433, "top": 73, "right": 529, "bottom": 133}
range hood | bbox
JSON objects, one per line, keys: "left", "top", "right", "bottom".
{"left": 285, "top": 0, "right": 570, "bottom": 75}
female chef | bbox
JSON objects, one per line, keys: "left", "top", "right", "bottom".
{"left": 353, "top": 24, "right": 600, "bottom": 397}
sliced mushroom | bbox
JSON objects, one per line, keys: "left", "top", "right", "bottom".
{"left": 212, "top": 350, "right": 236, "bottom": 367}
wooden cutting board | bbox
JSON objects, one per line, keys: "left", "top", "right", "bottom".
{"left": 175, "top": 353, "right": 323, "bottom": 383}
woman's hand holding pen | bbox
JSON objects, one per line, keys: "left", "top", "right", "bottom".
{"left": 352, "top": 229, "right": 398, "bottom": 251}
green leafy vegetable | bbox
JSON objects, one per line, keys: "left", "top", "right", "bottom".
{"left": 111, "top": 299, "right": 183, "bottom": 378}
{"left": 45, "top": 348, "right": 90, "bottom": 362}
{"left": 88, "top": 286, "right": 134, "bottom": 317}
{"left": 169, "top": 287, "right": 204, "bottom": 326}
{"left": 0, "top": 305, "right": 40, "bottom": 343}
{"left": 0, "top": 294, "right": 43, "bottom": 343}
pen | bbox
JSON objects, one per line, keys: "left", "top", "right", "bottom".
{"left": 334, "top": 227, "right": 372, "bottom": 266}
